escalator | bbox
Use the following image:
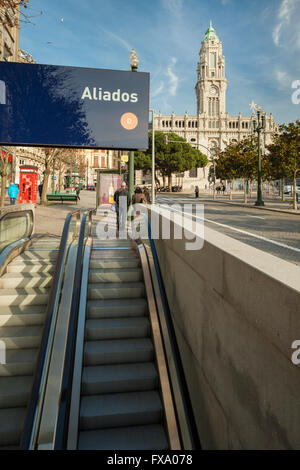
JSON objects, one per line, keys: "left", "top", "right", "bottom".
{"left": 53, "top": 211, "right": 198, "bottom": 450}
{"left": 1, "top": 206, "right": 199, "bottom": 450}
{"left": 0, "top": 237, "right": 60, "bottom": 448}
{"left": 0, "top": 205, "right": 85, "bottom": 449}
{"left": 75, "top": 238, "right": 170, "bottom": 450}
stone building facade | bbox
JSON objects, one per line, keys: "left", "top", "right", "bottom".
{"left": 153, "top": 22, "right": 279, "bottom": 190}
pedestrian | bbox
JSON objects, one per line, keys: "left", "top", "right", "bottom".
{"left": 38, "top": 181, "right": 43, "bottom": 203}
{"left": 195, "top": 185, "right": 199, "bottom": 198}
{"left": 75, "top": 185, "right": 80, "bottom": 200}
{"left": 132, "top": 186, "right": 146, "bottom": 204}
{"left": 7, "top": 182, "right": 19, "bottom": 205}
{"left": 222, "top": 183, "right": 226, "bottom": 195}
{"left": 143, "top": 187, "right": 151, "bottom": 203}
{"left": 114, "top": 181, "right": 130, "bottom": 232}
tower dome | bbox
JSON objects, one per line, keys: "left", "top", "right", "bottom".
{"left": 203, "top": 20, "right": 219, "bottom": 43}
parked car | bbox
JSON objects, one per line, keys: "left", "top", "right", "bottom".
{"left": 284, "top": 184, "right": 300, "bottom": 194}
{"left": 88, "top": 185, "right": 96, "bottom": 191}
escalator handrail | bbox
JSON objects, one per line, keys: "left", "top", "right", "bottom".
{"left": 144, "top": 210, "right": 202, "bottom": 450}
{"left": 53, "top": 209, "right": 93, "bottom": 449}
{"left": 0, "top": 204, "right": 35, "bottom": 256}
{"left": 20, "top": 209, "right": 82, "bottom": 450}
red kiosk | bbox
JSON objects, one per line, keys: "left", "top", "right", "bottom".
{"left": 19, "top": 165, "right": 38, "bottom": 207}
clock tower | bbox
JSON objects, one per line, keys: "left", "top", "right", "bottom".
{"left": 195, "top": 21, "right": 227, "bottom": 116}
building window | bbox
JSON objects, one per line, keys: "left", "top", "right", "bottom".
{"left": 189, "top": 167, "right": 197, "bottom": 178}
{"left": 190, "top": 138, "right": 196, "bottom": 142}
{"left": 210, "top": 52, "right": 216, "bottom": 68}
{"left": 93, "top": 156, "right": 99, "bottom": 167}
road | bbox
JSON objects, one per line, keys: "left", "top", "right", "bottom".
{"left": 156, "top": 194, "right": 300, "bottom": 266}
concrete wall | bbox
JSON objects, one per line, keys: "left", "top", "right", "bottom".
{"left": 153, "top": 212, "right": 300, "bottom": 449}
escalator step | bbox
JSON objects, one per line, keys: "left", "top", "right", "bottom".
{"left": 85, "top": 317, "right": 150, "bottom": 340}
{"left": 78, "top": 424, "right": 169, "bottom": 450}
{"left": 6, "top": 263, "right": 56, "bottom": 273}
{"left": 0, "top": 325, "right": 43, "bottom": 349}
{"left": 88, "top": 268, "right": 142, "bottom": 283}
{"left": 0, "top": 305, "right": 45, "bottom": 327}
{"left": 87, "top": 282, "right": 145, "bottom": 300}
{"left": 86, "top": 298, "right": 148, "bottom": 318}
{"left": 0, "top": 348, "right": 38, "bottom": 376}
{"left": 0, "top": 375, "right": 33, "bottom": 408}
{"left": 0, "top": 288, "right": 49, "bottom": 306}
{"left": 0, "top": 272, "right": 53, "bottom": 289}
{"left": 84, "top": 338, "right": 154, "bottom": 366}
{"left": 81, "top": 362, "right": 158, "bottom": 395}
{"left": 0, "top": 407, "right": 26, "bottom": 447}
{"left": 89, "top": 259, "right": 141, "bottom": 269}
{"left": 80, "top": 390, "right": 163, "bottom": 430}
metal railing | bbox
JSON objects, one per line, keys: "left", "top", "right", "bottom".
{"left": 20, "top": 209, "right": 82, "bottom": 450}
{"left": 143, "top": 211, "right": 201, "bottom": 449}
{"left": 0, "top": 204, "right": 35, "bottom": 274}
{"left": 53, "top": 209, "right": 94, "bottom": 449}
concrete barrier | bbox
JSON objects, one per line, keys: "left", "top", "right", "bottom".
{"left": 152, "top": 208, "right": 300, "bottom": 449}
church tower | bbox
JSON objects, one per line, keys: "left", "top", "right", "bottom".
{"left": 195, "top": 21, "right": 227, "bottom": 116}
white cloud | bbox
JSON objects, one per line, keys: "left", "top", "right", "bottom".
{"left": 161, "top": 0, "right": 183, "bottom": 18}
{"left": 100, "top": 28, "right": 131, "bottom": 52}
{"left": 152, "top": 81, "right": 165, "bottom": 98}
{"left": 167, "top": 57, "right": 179, "bottom": 96}
{"left": 275, "top": 67, "right": 293, "bottom": 89}
{"left": 272, "top": 0, "right": 297, "bottom": 47}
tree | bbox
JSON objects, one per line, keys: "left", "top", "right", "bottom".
{"left": 216, "top": 136, "right": 265, "bottom": 202}
{"left": 0, "top": 1, "right": 42, "bottom": 27}
{"left": 266, "top": 120, "right": 300, "bottom": 209}
{"left": 39, "top": 147, "right": 79, "bottom": 204}
{"left": 135, "top": 131, "right": 208, "bottom": 190}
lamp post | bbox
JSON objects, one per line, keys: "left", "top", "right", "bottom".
{"left": 252, "top": 105, "right": 266, "bottom": 206}
{"left": 128, "top": 48, "right": 139, "bottom": 204}
{"left": 150, "top": 109, "right": 155, "bottom": 204}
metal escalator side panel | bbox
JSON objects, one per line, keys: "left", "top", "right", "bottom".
{"left": 142, "top": 210, "right": 201, "bottom": 450}
{"left": 53, "top": 210, "right": 94, "bottom": 449}
{"left": 135, "top": 242, "right": 181, "bottom": 451}
{"left": 35, "top": 242, "right": 79, "bottom": 449}
{"left": 67, "top": 237, "right": 92, "bottom": 449}
{"left": 20, "top": 210, "right": 82, "bottom": 449}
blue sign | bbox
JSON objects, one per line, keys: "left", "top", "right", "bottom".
{"left": 0, "top": 62, "right": 149, "bottom": 150}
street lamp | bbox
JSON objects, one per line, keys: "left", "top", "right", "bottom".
{"left": 252, "top": 104, "right": 266, "bottom": 206}
{"left": 128, "top": 48, "right": 139, "bottom": 204}
{"left": 150, "top": 109, "right": 155, "bottom": 204}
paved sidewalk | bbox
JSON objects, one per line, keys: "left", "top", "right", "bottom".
{"left": 30, "top": 190, "right": 97, "bottom": 236}
{"left": 158, "top": 191, "right": 300, "bottom": 215}
{"left": 199, "top": 192, "right": 300, "bottom": 215}
{"left": 3, "top": 190, "right": 141, "bottom": 238}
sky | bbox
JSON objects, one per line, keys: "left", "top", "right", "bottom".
{"left": 19, "top": 0, "right": 300, "bottom": 125}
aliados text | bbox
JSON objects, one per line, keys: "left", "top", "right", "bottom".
{"left": 81, "top": 87, "right": 138, "bottom": 103}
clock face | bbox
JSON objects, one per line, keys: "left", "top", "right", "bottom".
{"left": 210, "top": 87, "right": 217, "bottom": 95}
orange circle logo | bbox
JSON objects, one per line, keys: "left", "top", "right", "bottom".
{"left": 120, "top": 112, "right": 138, "bottom": 130}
